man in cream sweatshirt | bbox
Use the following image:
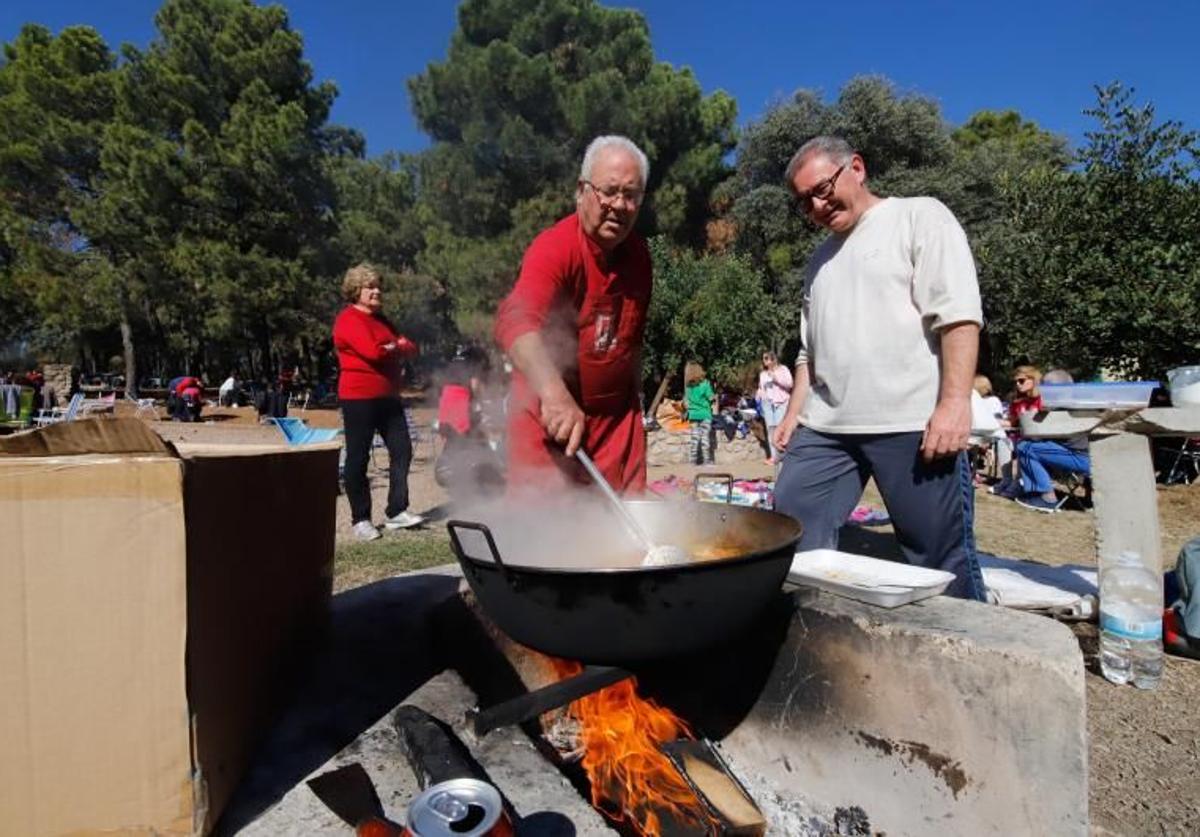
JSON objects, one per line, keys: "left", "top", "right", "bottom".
{"left": 773, "top": 136, "right": 985, "bottom": 601}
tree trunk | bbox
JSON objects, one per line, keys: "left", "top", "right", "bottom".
{"left": 646, "top": 373, "right": 673, "bottom": 419}
{"left": 120, "top": 311, "right": 138, "bottom": 397}
{"left": 259, "top": 318, "right": 274, "bottom": 382}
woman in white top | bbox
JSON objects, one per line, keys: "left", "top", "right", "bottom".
{"left": 970, "top": 374, "right": 1011, "bottom": 479}
{"left": 757, "top": 351, "right": 794, "bottom": 464}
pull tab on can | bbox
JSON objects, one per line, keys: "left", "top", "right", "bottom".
{"left": 404, "top": 778, "right": 514, "bottom": 837}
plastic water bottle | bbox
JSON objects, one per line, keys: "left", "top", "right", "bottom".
{"left": 1099, "top": 551, "right": 1163, "bottom": 689}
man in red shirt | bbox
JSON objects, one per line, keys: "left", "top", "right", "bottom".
{"left": 495, "top": 135, "right": 652, "bottom": 495}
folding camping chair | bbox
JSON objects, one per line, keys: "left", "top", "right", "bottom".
{"left": 1053, "top": 469, "right": 1092, "bottom": 511}
{"left": 405, "top": 406, "right": 436, "bottom": 462}
{"left": 1162, "top": 437, "right": 1200, "bottom": 485}
{"left": 33, "top": 392, "right": 85, "bottom": 427}
{"left": 126, "top": 393, "right": 159, "bottom": 421}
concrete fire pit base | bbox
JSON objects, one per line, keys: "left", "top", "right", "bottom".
{"left": 714, "top": 588, "right": 1088, "bottom": 836}
{"left": 220, "top": 570, "right": 1087, "bottom": 836}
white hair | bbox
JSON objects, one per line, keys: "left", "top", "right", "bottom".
{"left": 1042, "top": 369, "right": 1074, "bottom": 384}
{"left": 580, "top": 135, "right": 649, "bottom": 186}
{"left": 785, "top": 135, "right": 855, "bottom": 188}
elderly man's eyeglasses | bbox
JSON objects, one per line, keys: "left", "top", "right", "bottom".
{"left": 581, "top": 180, "right": 644, "bottom": 207}
{"left": 795, "top": 164, "right": 846, "bottom": 210}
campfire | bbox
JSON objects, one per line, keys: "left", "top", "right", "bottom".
{"left": 431, "top": 587, "right": 769, "bottom": 836}
{"left": 548, "top": 657, "right": 717, "bottom": 835}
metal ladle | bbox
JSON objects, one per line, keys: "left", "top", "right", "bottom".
{"left": 574, "top": 449, "right": 690, "bottom": 566}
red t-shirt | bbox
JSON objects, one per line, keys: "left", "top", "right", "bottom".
{"left": 1008, "top": 395, "right": 1043, "bottom": 428}
{"left": 494, "top": 213, "right": 652, "bottom": 493}
{"left": 437, "top": 384, "right": 472, "bottom": 436}
{"left": 332, "top": 306, "right": 418, "bottom": 400}
{"left": 495, "top": 213, "right": 651, "bottom": 414}
{"left": 174, "top": 376, "right": 202, "bottom": 397}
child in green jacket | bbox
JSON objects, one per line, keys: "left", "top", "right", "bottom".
{"left": 684, "top": 360, "right": 716, "bottom": 464}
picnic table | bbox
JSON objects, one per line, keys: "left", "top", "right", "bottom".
{"left": 1021, "top": 406, "right": 1200, "bottom": 575}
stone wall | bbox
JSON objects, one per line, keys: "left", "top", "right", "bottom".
{"left": 646, "top": 425, "right": 770, "bottom": 467}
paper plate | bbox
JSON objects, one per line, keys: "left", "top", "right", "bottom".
{"left": 787, "top": 549, "right": 955, "bottom": 608}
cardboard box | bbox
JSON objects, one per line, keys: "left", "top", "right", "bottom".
{"left": 1, "top": 419, "right": 339, "bottom": 835}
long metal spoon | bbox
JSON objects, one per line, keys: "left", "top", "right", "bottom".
{"left": 574, "top": 449, "right": 690, "bottom": 565}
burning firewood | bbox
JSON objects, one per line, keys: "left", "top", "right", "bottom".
{"left": 660, "top": 740, "right": 766, "bottom": 837}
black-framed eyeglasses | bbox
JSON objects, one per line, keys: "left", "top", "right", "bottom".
{"left": 1015, "top": 377, "right": 1030, "bottom": 384}
{"left": 581, "top": 179, "right": 644, "bottom": 207}
{"left": 795, "top": 164, "right": 846, "bottom": 210}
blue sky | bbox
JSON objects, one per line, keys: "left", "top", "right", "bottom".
{"left": 2, "top": 1, "right": 1197, "bottom": 158}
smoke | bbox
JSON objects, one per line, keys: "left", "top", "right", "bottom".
{"left": 442, "top": 480, "right": 760, "bottom": 573}
{"left": 447, "top": 480, "right": 715, "bottom": 571}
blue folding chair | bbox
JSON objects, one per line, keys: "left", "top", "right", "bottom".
{"left": 269, "top": 417, "right": 342, "bottom": 445}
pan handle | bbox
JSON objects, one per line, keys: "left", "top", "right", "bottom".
{"left": 694, "top": 472, "right": 734, "bottom": 503}
{"left": 446, "top": 520, "right": 512, "bottom": 583}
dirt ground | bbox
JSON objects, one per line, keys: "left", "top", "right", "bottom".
{"left": 126, "top": 401, "right": 1200, "bottom": 835}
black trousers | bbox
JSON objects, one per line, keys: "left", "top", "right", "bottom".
{"left": 341, "top": 397, "right": 412, "bottom": 524}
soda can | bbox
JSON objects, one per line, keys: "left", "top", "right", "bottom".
{"left": 403, "top": 777, "right": 514, "bottom": 837}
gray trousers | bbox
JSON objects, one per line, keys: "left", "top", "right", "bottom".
{"left": 775, "top": 428, "right": 985, "bottom": 601}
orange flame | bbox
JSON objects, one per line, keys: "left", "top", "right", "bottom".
{"left": 549, "top": 658, "right": 714, "bottom": 836}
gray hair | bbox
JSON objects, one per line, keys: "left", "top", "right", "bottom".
{"left": 784, "top": 135, "right": 855, "bottom": 189}
{"left": 580, "top": 135, "right": 650, "bottom": 187}
{"left": 1042, "top": 369, "right": 1074, "bottom": 384}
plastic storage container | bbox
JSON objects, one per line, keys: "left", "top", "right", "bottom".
{"left": 1167, "top": 366, "right": 1200, "bottom": 407}
{"left": 1040, "top": 381, "right": 1158, "bottom": 410}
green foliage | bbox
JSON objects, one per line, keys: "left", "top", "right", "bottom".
{"left": 644, "top": 236, "right": 781, "bottom": 391}
{"left": 976, "top": 83, "right": 1200, "bottom": 379}
{"left": 723, "top": 76, "right": 1073, "bottom": 373}
{"left": 3, "top": 0, "right": 1195, "bottom": 405}
{"left": 74, "top": 0, "right": 343, "bottom": 380}
{"left": 408, "top": 0, "right": 737, "bottom": 321}
{"left": 380, "top": 269, "right": 457, "bottom": 359}
{"left": 329, "top": 151, "right": 424, "bottom": 271}
{"left": 725, "top": 76, "right": 965, "bottom": 301}
{"left": 0, "top": 23, "right": 118, "bottom": 356}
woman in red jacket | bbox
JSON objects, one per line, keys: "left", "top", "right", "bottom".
{"left": 333, "top": 264, "right": 424, "bottom": 540}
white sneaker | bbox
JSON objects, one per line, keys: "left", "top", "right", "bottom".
{"left": 352, "top": 520, "right": 381, "bottom": 541}
{"left": 383, "top": 511, "right": 425, "bottom": 530}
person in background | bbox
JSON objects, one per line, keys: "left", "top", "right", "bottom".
{"left": 970, "top": 374, "right": 1010, "bottom": 481}
{"left": 494, "top": 135, "right": 653, "bottom": 495}
{"left": 1014, "top": 369, "right": 1090, "bottom": 513}
{"left": 333, "top": 263, "right": 424, "bottom": 541}
{"left": 988, "top": 365, "right": 1043, "bottom": 498}
{"left": 972, "top": 375, "right": 1004, "bottom": 424}
{"left": 218, "top": 372, "right": 241, "bottom": 407}
{"left": 1005, "top": 365, "right": 1043, "bottom": 427}
{"left": 434, "top": 345, "right": 504, "bottom": 500}
{"left": 757, "top": 351, "right": 794, "bottom": 464}
{"left": 172, "top": 375, "right": 203, "bottom": 422}
{"left": 684, "top": 360, "right": 717, "bottom": 465}
{"left": 26, "top": 369, "right": 47, "bottom": 412}
{"left": 772, "top": 135, "right": 985, "bottom": 601}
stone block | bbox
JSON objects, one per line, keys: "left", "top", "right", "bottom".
{"left": 719, "top": 590, "right": 1088, "bottom": 836}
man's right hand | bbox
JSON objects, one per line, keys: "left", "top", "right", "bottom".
{"left": 540, "top": 387, "right": 586, "bottom": 456}
{"left": 773, "top": 415, "right": 799, "bottom": 451}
